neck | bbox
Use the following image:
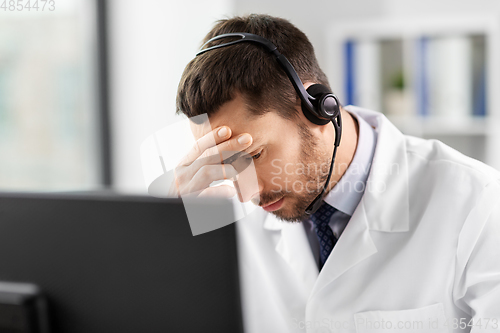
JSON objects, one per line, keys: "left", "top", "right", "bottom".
{"left": 326, "top": 107, "right": 359, "bottom": 192}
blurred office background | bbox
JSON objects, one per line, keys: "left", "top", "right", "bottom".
{"left": 1, "top": 0, "right": 500, "bottom": 193}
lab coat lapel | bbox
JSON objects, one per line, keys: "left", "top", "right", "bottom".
{"left": 308, "top": 106, "right": 410, "bottom": 300}
{"left": 263, "top": 213, "right": 319, "bottom": 296}
{"left": 347, "top": 106, "right": 410, "bottom": 233}
{"left": 308, "top": 199, "right": 377, "bottom": 299}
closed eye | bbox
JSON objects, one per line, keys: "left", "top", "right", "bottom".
{"left": 251, "top": 151, "right": 262, "bottom": 160}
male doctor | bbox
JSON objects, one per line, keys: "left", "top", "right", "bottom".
{"left": 173, "top": 14, "right": 500, "bottom": 333}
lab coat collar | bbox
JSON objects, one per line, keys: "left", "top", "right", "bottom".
{"left": 276, "top": 222, "right": 320, "bottom": 297}
{"left": 262, "top": 213, "right": 286, "bottom": 230}
{"left": 262, "top": 214, "right": 319, "bottom": 296}
{"left": 347, "top": 105, "right": 410, "bottom": 233}
{"left": 308, "top": 197, "right": 377, "bottom": 300}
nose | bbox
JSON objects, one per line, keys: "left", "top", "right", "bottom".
{"left": 250, "top": 192, "right": 261, "bottom": 206}
{"left": 234, "top": 166, "right": 262, "bottom": 204}
{"left": 248, "top": 178, "right": 264, "bottom": 205}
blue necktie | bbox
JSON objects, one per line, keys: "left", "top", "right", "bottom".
{"left": 310, "top": 202, "right": 338, "bottom": 270}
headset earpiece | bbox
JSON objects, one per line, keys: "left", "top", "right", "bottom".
{"left": 303, "top": 84, "right": 340, "bottom": 125}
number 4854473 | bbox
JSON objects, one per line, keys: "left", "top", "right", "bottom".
{"left": 1, "top": 0, "right": 55, "bottom": 11}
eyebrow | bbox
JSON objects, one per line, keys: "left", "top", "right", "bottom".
{"left": 221, "top": 142, "right": 263, "bottom": 165}
{"left": 244, "top": 141, "right": 263, "bottom": 156}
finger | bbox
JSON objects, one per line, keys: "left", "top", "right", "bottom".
{"left": 199, "top": 133, "right": 253, "bottom": 162}
{"left": 187, "top": 133, "right": 253, "bottom": 174}
{"left": 179, "top": 126, "right": 232, "bottom": 166}
{"left": 197, "top": 185, "right": 237, "bottom": 199}
{"left": 182, "top": 164, "right": 238, "bottom": 195}
{"left": 190, "top": 150, "right": 251, "bottom": 176}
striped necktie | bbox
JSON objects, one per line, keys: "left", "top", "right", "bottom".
{"left": 309, "top": 202, "right": 338, "bottom": 270}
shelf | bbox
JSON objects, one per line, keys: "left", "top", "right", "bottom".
{"left": 328, "top": 15, "right": 497, "bottom": 40}
{"left": 386, "top": 115, "right": 489, "bottom": 136}
{"left": 327, "top": 15, "right": 500, "bottom": 169}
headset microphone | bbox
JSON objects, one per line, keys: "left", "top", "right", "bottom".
{"left": 197, "top": 32, "right": 342, "bottom": 215}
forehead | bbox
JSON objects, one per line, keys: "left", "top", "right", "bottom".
{"left": 189, "top": 94, "right": 286, "bottom": 142}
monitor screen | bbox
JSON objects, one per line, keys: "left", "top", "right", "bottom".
{"left": 0, "top": 191, "right": 242, "bottom": 333}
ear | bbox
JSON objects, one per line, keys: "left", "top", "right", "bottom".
{"left": 303, "top": 81, "right": 315, "bottom": 90}
{"left": 294, "top": 81, "right": 315, "bottom": 107}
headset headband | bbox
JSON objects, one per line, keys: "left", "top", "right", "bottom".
{"left": 196, "top": 32, "right": 319, "bottom": 117}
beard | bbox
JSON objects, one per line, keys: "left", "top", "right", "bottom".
{"left": 262, "top": 121, "right": 332, "bottom": 223}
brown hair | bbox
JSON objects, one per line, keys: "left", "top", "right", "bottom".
{"left": 176, "top": 14, "right": 330, "bottom": 122}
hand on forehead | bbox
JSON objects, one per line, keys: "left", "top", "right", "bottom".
{"left": 189, "top": 95, "right": 258, "bottom": 141}
{"left": 188, "top": 93, "right": 293, "bottom": 153}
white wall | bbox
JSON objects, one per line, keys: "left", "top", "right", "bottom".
{"left": 233, "top": 0, "right": 385, "bottom": 73}
{"left": 381, "top": 0, "right": 500, "bottom": 17}
{"left": 108, "top": 0, "right": 232, "bottom": 193}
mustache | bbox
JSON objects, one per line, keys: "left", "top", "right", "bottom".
{"left": 253, "top": 191, "right": 287, "bottom": 207}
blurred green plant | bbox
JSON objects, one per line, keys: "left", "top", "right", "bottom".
{"left": 391, "top": 69, "right": 405, "bottom": 90}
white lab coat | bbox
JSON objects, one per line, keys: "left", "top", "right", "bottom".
{"left": 235, "top": 106, "right": 500, "bottom": 333}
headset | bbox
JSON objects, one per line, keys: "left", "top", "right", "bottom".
{"left": 196, "top": 32, "right": 342, "bottom": 215}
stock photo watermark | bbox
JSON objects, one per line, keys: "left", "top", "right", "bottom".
{"left": 269, "top": 158, "right": 399, "bottom": 195}
{"left": 1, "top": 0, "right": 55, "bottom": 11}
{"left": 292, "top": 317, "right": 500, "bottom": 332}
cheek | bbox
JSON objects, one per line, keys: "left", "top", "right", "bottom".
{"left": 259, "top": 143, "right": 304, "bottom": 184}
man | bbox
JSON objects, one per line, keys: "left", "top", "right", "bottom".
{"left": 175, "top": 14, "right": 500, "bottom": 333}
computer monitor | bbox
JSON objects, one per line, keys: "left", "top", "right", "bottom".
{"left": 0, "top": 191, "right": 242, "bottom": 333}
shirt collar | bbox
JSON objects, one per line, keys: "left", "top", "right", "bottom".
{"left": 322, "top": 106, "right": 377, "bottom": 216}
